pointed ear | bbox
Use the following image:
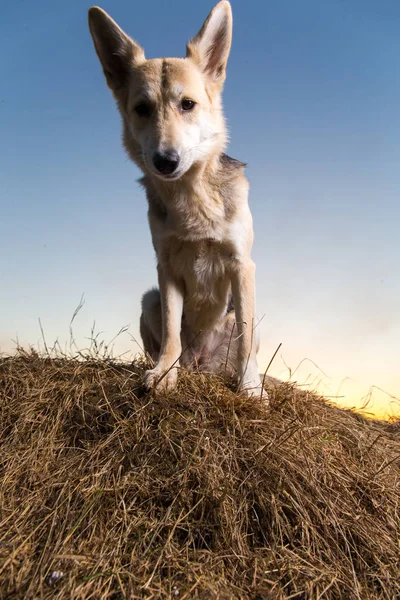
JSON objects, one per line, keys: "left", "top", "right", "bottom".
{"left": 88, "top": 7, "right": 145, "bottom": 91}
{"left": 186, "top": 1, "right": 232, "bottom": 85}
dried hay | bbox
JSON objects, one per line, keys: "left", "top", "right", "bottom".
{"left": 1, "top": 351, "right": 399, "bottom": 599}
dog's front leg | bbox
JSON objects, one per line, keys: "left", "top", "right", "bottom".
{"left": 144, "top": 267, "right": 183, "bottom": 392}
{"left": 231, "top": 260, "right": 268, "bottom": 402}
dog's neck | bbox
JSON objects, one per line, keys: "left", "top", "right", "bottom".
{"left": 147, "top": 152, "right": 222, "bottom": 206}
{"left": 141, "top": 151, "right": 246, "bottom": 240}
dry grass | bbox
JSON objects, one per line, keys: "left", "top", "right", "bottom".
{"left": 1, "top": 351, "right": 399, "bottom": 599}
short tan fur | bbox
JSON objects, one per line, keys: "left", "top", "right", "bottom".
{"left": 88, "top": 2, "right": 268, "bottom": 400}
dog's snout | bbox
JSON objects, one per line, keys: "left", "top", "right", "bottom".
{"left": 153, "top": 151, "right": 180, "bottom": 175}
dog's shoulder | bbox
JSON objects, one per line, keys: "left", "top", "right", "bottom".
{"left": 219, "top": 153, "right": 246, "bottom": 176}
{"left": 216, "top": 154, "right": 249, "bottom": 220}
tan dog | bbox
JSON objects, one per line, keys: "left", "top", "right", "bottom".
{"left": 88, "top": 1, "right": 268, "bottom": 400}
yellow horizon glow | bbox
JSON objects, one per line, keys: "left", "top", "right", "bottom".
{"left": 258, "top": 348, "right": 400, "bottom": 421}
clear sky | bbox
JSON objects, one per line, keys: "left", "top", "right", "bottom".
{"left": 1, "top": 0, "right": 399, "bottom": 418}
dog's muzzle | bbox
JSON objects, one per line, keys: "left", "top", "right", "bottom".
{"left": 153, "top": 150, "right": 180, "bottom": 176}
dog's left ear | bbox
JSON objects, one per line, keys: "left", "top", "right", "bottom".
{"left": 186, "top": 1, "right": 232, "bottom": 86}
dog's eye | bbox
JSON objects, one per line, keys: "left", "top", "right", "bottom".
{"left": 135, "top": 103, "right": 152, "bottom": 117}
{"left": 181, "top": 99, "right": 195, "bottom": 111}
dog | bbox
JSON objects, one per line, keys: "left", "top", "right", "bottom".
{"left": 88, "top": 1, "right": 268, "bottom": 400}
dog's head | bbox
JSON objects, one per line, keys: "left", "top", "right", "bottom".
{"left": 88, "top": 2, "right": 232, "bottom": 181}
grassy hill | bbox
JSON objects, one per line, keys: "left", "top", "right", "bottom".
{"left": 1, "top": 352, "right": 399, "bottom": 599}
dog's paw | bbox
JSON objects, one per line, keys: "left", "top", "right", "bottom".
{"left": 239, "top": 379, "right": 269, "bottom": 404}
{"left": 144, "top": 365, "right": 178, "bottom": 392}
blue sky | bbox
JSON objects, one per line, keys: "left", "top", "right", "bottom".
{"left": 1, "top": 0, "right": 399, "bottom": 417}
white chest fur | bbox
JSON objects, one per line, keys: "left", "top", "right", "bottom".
{"left": 160, "top": 236, "right": 234, "bottom": 330}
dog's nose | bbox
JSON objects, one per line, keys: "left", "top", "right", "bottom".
{"left": 153, "top": 151, "right": 180, "bottom": 175}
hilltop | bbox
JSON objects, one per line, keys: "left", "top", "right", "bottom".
{"left": 1, "top": 352, "right": 399, "bottom": 599}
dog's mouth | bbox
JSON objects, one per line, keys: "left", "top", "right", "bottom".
{"left": 152, "top": 169, "right": 185, "bottom": 182}
{"left": 147, "top": 161, "right": 191, "bottom": 182}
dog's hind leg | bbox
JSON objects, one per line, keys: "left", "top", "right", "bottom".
{"left": 201, "top": 310, "right": 260, "bottom": 377}
{"left": 140, "top": 288, "right": 162, "bottom": 361}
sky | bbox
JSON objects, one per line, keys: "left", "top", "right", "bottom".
{"left": 1, "top": 0, "right": 399, "bottom": 418}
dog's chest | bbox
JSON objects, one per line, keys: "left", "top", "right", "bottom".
{"left": 169, "top": 191, "right": 226, "bottom": 241}
{"left": 147, "top": 181, "right": 230, "bottom": 242}
{"left": 160, "top": 238, "right": 234, "bottom": 314}
{"left": 162, "top": 237, "right": 232, "bottom": 283}
{"left": 146, "top": 179, "right": 245, "bottom": 305}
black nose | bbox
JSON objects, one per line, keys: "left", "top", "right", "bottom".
{"left": 153, "top": 150, "right": 180, "bottom": 175}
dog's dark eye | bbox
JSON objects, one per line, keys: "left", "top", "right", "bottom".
{"left": 135, "top": 103, "right": 151, "bottom": 117}
{"left": 181, "top": 99, "right": 195, "bottom": 111}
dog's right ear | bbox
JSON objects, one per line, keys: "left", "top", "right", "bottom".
{"left": 88, "top": 7, "right": 145, "bottom": 91}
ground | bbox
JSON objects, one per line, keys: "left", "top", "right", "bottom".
{"left": 1, "top": 352, "right": 399, "bottom": 599}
